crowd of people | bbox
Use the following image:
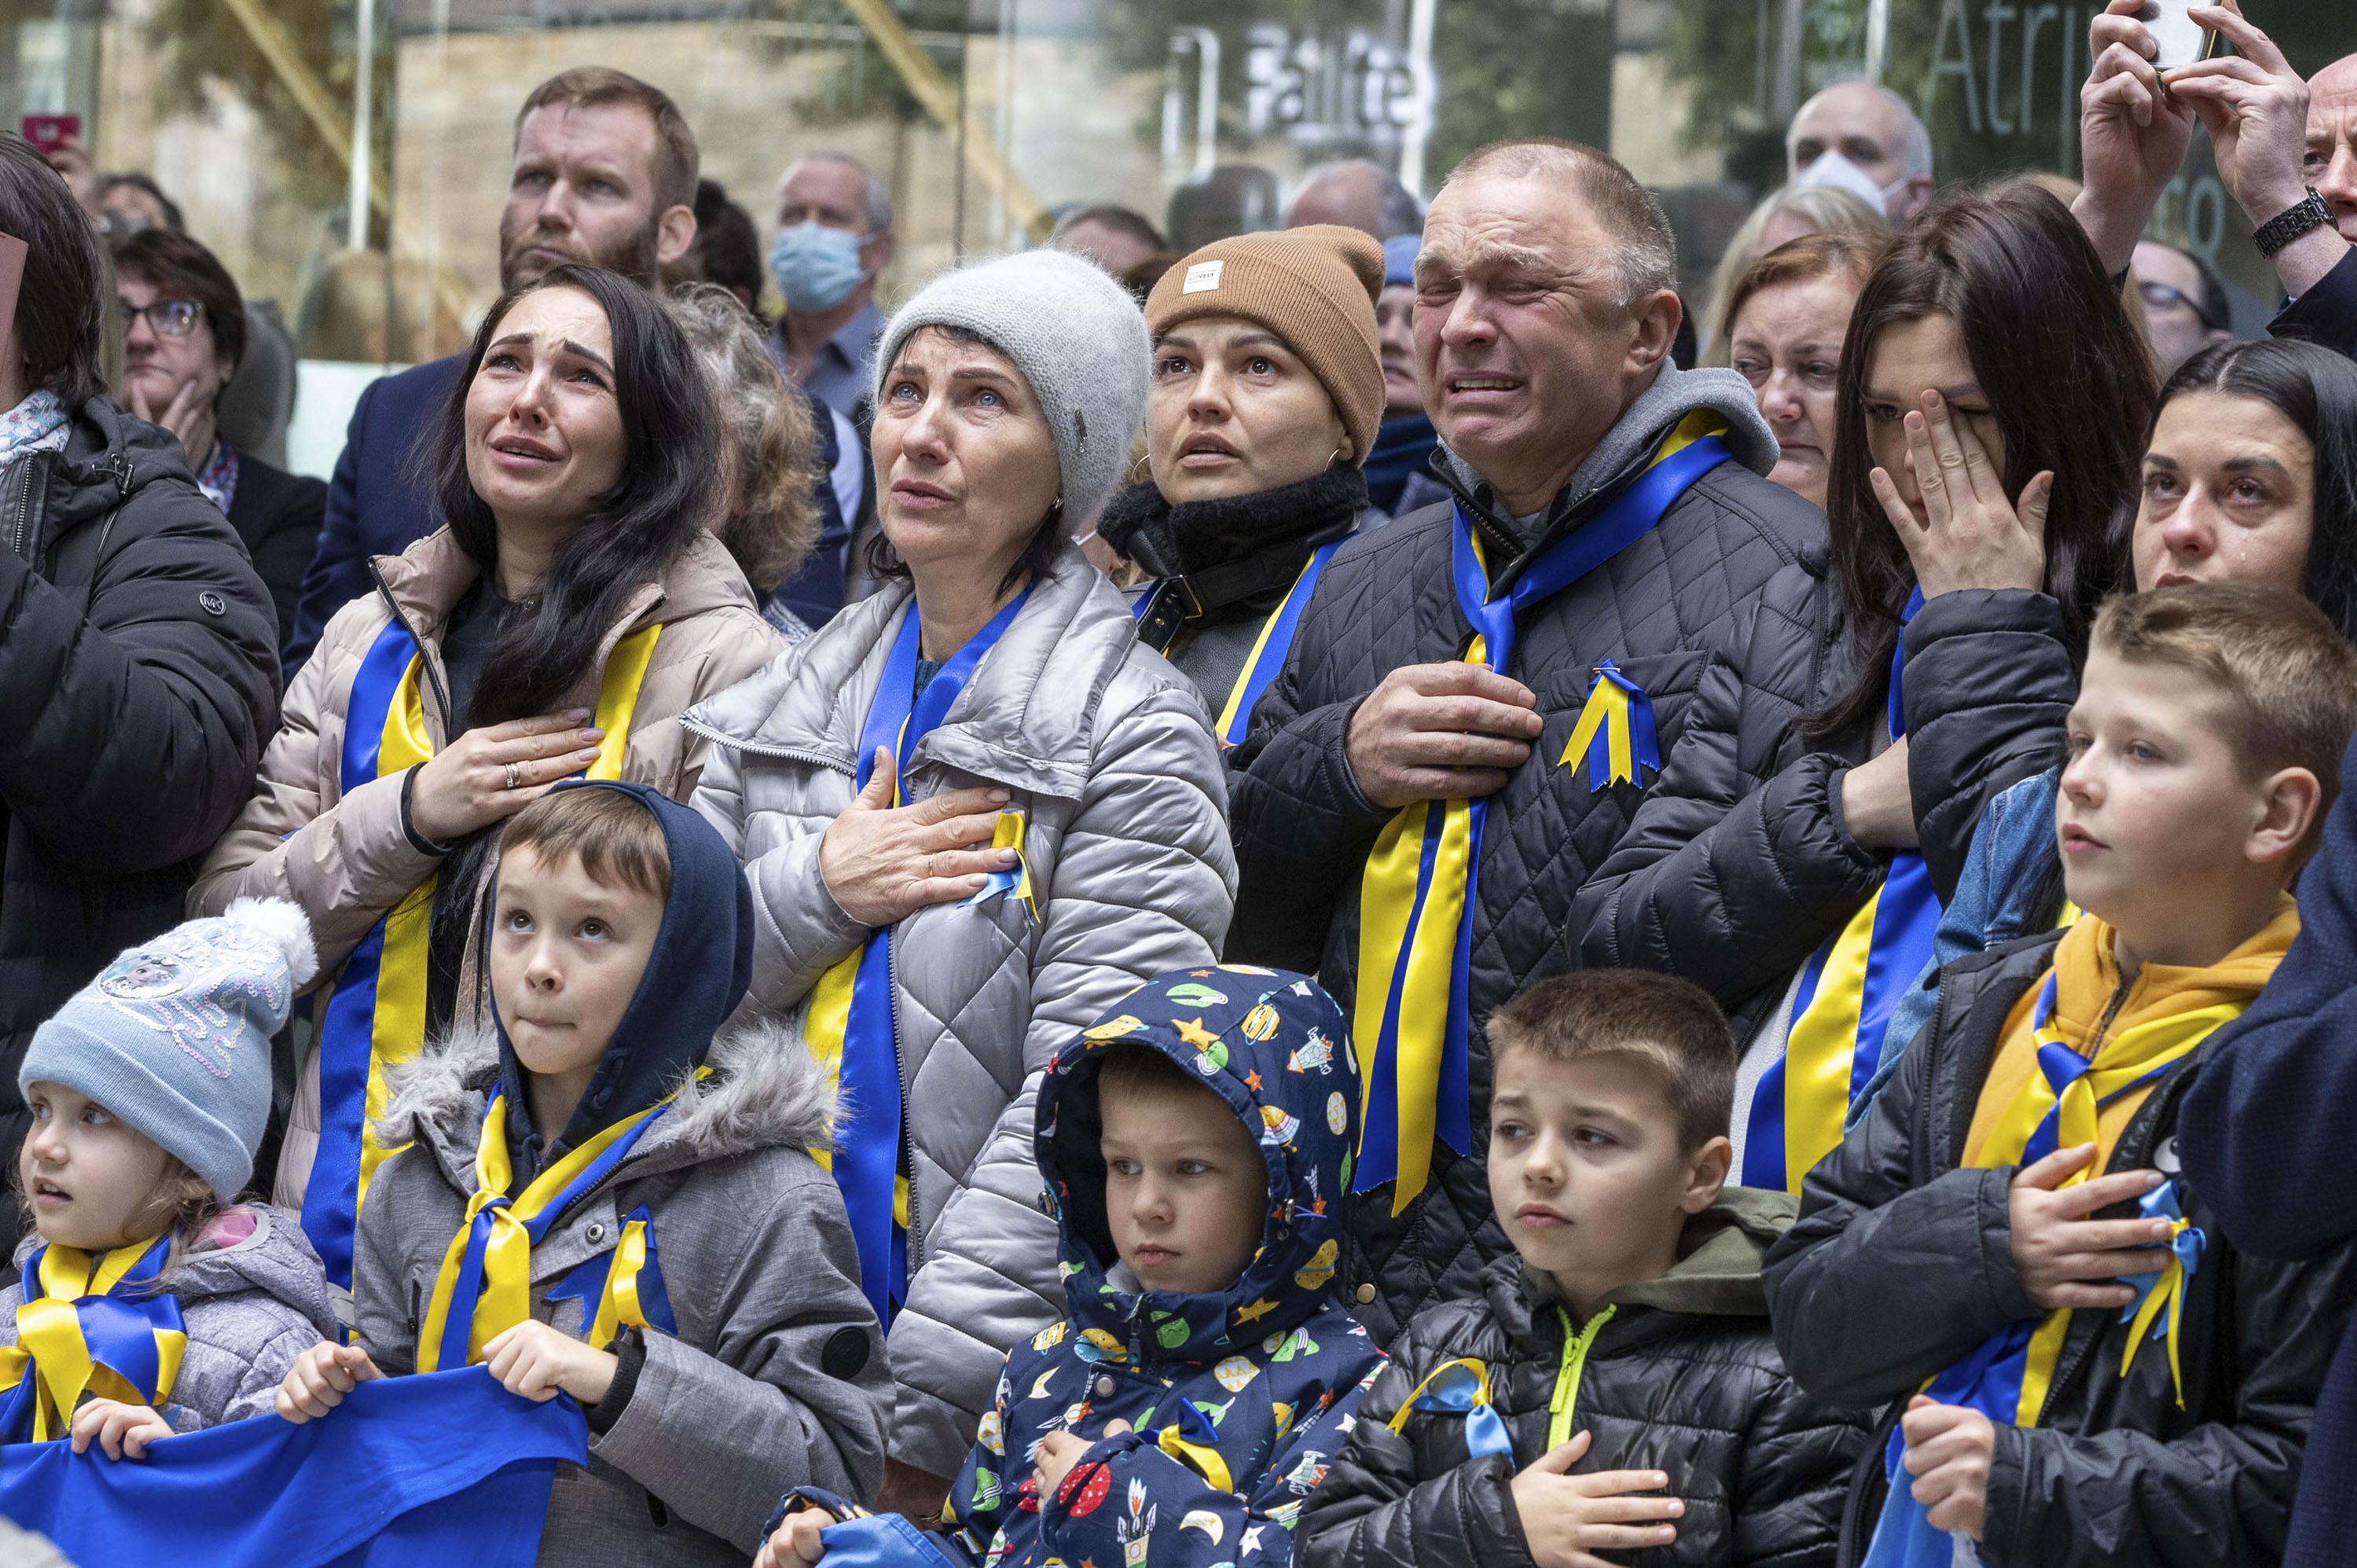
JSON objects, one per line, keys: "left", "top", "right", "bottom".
{"left": 2, "top": 2, "right": 2356, "bottom": 1566}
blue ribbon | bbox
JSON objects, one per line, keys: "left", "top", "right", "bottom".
{"left": 0, "top": 1237, "right": 184, "bottom": 1443}
{"left": 1364, "top": 432, "right": 1728, "bottom": 1195}
{"left": 836, "top": 587, "right": 1032, "bottom": 1324}
{"left": 1401, "top": 1362, "right": 1515, "bottom": 1460}
{"left": 306, "top": 619, "right": 424, "bottom": 1291}
{"left": 2117, "top": 1179, "right": 2205, "bottom": 1334}
{"left": 428, "top": 1106, "right": 670, "bottom": 1375}
{"left": 1741, "top": 589, "right": 1942, "bottom": 1193}
{"left": 544, "top": 1204, "right": 678, "bottom": 1338}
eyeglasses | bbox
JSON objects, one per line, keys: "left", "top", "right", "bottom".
{"left": 118, "top": 299, "right": 204, "bottom": 338}
{"left": 2137, "top": 280, "right": 2224, "bottom": 331}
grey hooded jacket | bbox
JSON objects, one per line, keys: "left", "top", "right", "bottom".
{"left": 2, "top": 1201, "right": 339, "bottom": 1432}
{"left": 683, "top": 540, "right": 1236, "bottom": 1480}
{"left": 354, "top": 1016, "right": 891, "bottom": 1565}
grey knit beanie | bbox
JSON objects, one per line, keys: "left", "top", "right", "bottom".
{"left": 872, "top": 248, "right": 1150, "bottom": 525}
{"left": 20, "top": 898, "right": 318, "bottom": 1200}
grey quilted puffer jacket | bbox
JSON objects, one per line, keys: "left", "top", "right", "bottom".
{"left": 684, "top": 540, "right": 1235, "bottom": 1480}
{"left": 1228, "top": 363, "right": 1867, "bottom": 1347}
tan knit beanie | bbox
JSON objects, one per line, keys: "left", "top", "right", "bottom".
{"left": 1144, "top": 224, "right": 1386, "bottom": 466}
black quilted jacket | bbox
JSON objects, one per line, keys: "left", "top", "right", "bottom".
{"left": 1301, "top": 1192, "right": 1871, "bottom": 1568}
{"left": 0, "top": 398, "right": 279, "bottom": 1253}
{"left": 1765, "top": 931, "right": 2357, "bottom": 1568}
{"left": 1228, "top": 397, "right": 1873, "bottom": 1341}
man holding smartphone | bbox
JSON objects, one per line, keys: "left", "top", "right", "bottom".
{"left": 2072, "top": 0, "right": 2357, "bottom": 361}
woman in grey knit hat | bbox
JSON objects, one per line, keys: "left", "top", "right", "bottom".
{"left": 685, "top": 248, "right": 1235, "bottom": 1515}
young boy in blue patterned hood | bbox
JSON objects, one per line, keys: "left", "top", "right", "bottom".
{"left": 760, "top": 965, "right": 1385, "bottom": 1568}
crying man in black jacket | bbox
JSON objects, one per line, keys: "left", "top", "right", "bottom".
{"left": 1301, "top": 971, "right": 1867, "bottom": 1568}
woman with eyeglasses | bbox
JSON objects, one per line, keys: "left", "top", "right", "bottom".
{"left": 112, "top": 228, "right": 325, "bottom": 651}
{"left": 2133, "top": 239, "right": 2235, "bottom": 376}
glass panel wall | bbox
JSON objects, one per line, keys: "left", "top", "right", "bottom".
{"left": 15, "top": 0, "right": 2351, "bottom": 472}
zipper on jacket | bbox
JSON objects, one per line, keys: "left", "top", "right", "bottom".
{"left": 1545, "top": 1303, "right": 1617, "bottom": 1449}
{"left": 368, "top": 558, "right": 453, "bottom": 730}
{"left": 676, "top": 713, "right": 854, "bottom": 777}
{"left": 8, "top": 455, "right": 39, "bottom": 561}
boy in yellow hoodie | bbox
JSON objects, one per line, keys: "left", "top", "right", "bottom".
{"left": 1764, "top": 582, "right": 2357, "bottom": 1568}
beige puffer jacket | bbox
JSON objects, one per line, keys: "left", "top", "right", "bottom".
{"left": 189, "top": 525, "right": 783, "bottom": 1215}
{"left": 685, "top": 540, "right": 1236, "bottom": 1480}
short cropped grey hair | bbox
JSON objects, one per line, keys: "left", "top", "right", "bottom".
{"left": 1441, "top": 138, "right": 1678, "bottom": 307}
{"left": 780, "top": 151, "right": 894, "bottom": 234}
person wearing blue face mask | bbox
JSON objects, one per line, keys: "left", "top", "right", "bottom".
{"left": 1787, "top": 80, "right": 1937, "bottom": 222}
{"left": 768, "top": 152, "right": 895, "bottom": 423}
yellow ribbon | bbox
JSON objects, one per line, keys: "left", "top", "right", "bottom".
{"left": 1967, "top": 982, "right": 2245, "bottom": 1426}
{"left": 1558, "top": 678, "right": 1633, "bottom": 782}
{"left": 1155, "top": 1423, "right": 1236, "bottom": 1494}
{"left": 416, "top": 1074, "right": 693, "bottom": 1372}
{"left": 0, "top": 1242, "right": 187, "bottom": 1441}
{"left": 581, "top": 1215, "right": 659, "bottom": 1350}
{"left": 351, "top": 624, "right": 663, "bottom": 1232}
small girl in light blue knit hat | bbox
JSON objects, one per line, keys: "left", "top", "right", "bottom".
{"left": 2, "top": 897, "right": 340, "bottom": 1460}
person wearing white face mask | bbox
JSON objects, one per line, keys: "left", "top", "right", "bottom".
{"left": 1787, "top": 81, "right": 1937, "bottom": 222}
{"left": 769, "top": 152, "right": 896, "bottom": 422}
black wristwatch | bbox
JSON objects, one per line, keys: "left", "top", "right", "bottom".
{"left": 2254, "top": 188, "right": 2334, "bottom": 260}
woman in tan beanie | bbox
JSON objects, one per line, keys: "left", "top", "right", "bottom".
{"left": 1092, "top": 223, "right": 1388, "bottom": 743}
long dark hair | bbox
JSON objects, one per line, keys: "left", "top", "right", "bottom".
{"left": 429, "top": 263, "right": 713, "bottom": 727}
{"left": 1811, "top": 182, "right": 2156, "bottom": 739}
{"left": 0, "top": 133, "right": 108, "bottom": 409}
{"left": 2152, "top": 337, "right": 2357, "bottom": 642}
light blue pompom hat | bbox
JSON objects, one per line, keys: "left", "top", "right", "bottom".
{"left": 19, "top": 898, "right": 318, "bottom": 1201}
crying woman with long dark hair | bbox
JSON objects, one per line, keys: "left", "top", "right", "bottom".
{"left": 192, "top": 263, "right": 780, "bottom": 1258}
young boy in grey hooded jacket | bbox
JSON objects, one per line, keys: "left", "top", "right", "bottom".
{"left": 274, "top": 782, "right": 890, "bottom": 1566}
{"left": 4, "top": 897, "right": 340, "bottom": 1456}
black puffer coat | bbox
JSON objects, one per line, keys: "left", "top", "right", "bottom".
{"left": 1228, "top": 367, "right": 1871, "bottom": 1340}
{"left": 1898, "top": 587, "right": 2080, "bottom": 898}
{"left": 1764, "top": 931, "right": 2357, "bottom": 1568}
{"left": 0, "top": 398, "right": 279, "bottom": 1234}
{"left": 1301, "top": 1190, "right": 1870, "bottom": 1568}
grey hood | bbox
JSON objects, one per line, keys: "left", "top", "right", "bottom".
{"left": 376, "top": 1012, "right": 836, "bottom": 1192}
{"left": 1441, "top": 359, "right": 1781, "bottom": 542}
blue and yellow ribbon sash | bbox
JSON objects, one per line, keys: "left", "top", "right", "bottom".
{"left": 417, "top": 1085, "right": 689, "bottom": 1372}
{"left": 1131, "top": 538, "right": 1344, "bottom": 747}
{"left": 1863, "top": 971, "right": 2244, "bottom": 1565}
{"left": 0, "top": 1236, "right": 186, "bottom": 1442}
{"left": 1352, "top": 414, "right": 1731, "bottom": 1211}
{"left": 807, "top": 587, "right": 1033, "bottom": 1325}
{"left": 1558, "top": 660, "right": 1659, "bottom": 790}
{"left": 306, "top": 619, "right": 662, "bottom": 1294}
{"left": 1744, "top": 588, "right": 1941, "bottom": 1195}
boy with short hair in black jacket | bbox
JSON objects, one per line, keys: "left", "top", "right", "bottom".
{"left": 1301, "top": 968, "right": 1869, "bottom": 1568}
{"left": 1765, "top": 583, "right": 2357, "bottom": 1568}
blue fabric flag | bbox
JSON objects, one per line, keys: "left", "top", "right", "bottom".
{"left": 0, "top": 1367, "right": 585, "bottom": 1567}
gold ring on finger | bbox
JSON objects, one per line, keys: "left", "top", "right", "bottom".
{"left": 505, "top": 761, "right": 523, "bottom": 790}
